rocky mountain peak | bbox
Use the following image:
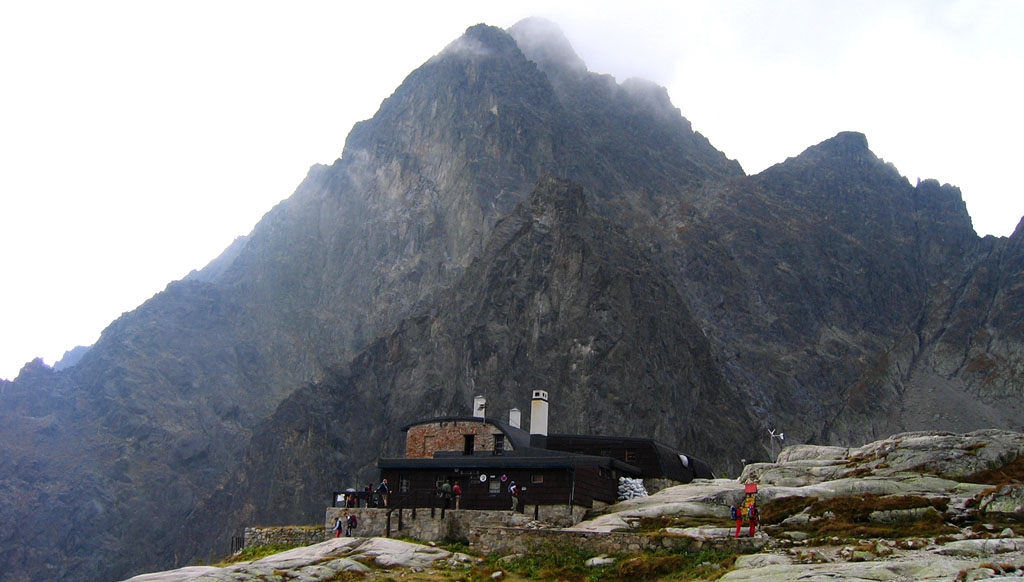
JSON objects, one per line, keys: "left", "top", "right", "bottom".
{"left": 507, "top": 17, "right": 588, "bottom": 79}
{"left": 437, "top": 23, "right": 523, "bottom": 63}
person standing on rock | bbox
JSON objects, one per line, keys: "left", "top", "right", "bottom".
{"left": 732, "top": 483, "right": 759, "bottom": 538}
{"left": 345, "top": 511, "right": 358, "bottom": 536}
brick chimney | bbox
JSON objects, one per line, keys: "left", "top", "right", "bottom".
{"left": 530, "top": 390, "right": 548, "bottom": 448}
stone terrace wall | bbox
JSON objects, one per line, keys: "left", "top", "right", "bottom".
{"left": 244, "top": 526, "right": 327, "bottom": 548}
{"left": 470, "top": 527, "right": 765, "bottom": 556}
{"left": 248, "top": 507, "right": 765, "bottom": 557}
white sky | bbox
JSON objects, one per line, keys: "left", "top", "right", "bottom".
{"left": 1, "top": 0, "right": 1022, "bottom": 381}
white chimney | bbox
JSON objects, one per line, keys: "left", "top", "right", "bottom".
{"left": 473, "top": 395, "right": 487, "bottom": 419}
{"left": 530, "top": 390, "right": 548, "bottom": 448}
{"left": 509, "top": 407, "right": 522, "bottom": 429}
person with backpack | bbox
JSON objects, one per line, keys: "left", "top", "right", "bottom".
{"left": 441, "top": 480, "right": 453, "bottom": 509}
{"left": 508, "top": 480, "right": 519, "bottom": 512}
{"left": 732, "top": 482, "right": 759, "bottom": 538}
{"left": 345, "top": 511, "right": 358, "bottom": 536}
{"left": 453, "top": 480, "right": 463, "bottom": 509}
{"left": 377, "top": 479, "right": 390, "bottom": 508}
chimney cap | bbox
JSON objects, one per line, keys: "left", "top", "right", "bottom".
{"left": 532, "top": 389, "right": 548, "bottom": 401}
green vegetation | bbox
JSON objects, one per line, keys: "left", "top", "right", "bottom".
{"left": 962, "top": 454, "right": 1024, "bottom": 486}
{"left": 760, "top": 494, "right": 958, "bottom": 542}
{"left": 445, "top": 540, "right": 744, "bottom": 581}
{"left": 217, "top": 543, "right": 303, "bottom": 565}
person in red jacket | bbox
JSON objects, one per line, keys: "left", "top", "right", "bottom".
{"left": 732, "top": 483, "right": 759, "bottom": 538}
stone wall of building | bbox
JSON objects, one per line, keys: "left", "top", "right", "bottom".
{"left": 405, "top": 420, "right": 514, "bottom": 458}
{"left": 247, "top": 506, "right": 764, "bottom": 558}
{"left": 323, "top": 507, "right": 518, "bottom": 541}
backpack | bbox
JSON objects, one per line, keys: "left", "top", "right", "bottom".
{"left": 730, "top": 506, "right": 739, "bottom": 520}
{"left": 347, "top": 515, "right": 358, "bottom": 528}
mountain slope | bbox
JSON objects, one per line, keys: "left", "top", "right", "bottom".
{"left": 0, "top": 18, "right": 1021, "bottom": 582}
{"left": 178, "top": 176, "right": 761, "bottom": 559}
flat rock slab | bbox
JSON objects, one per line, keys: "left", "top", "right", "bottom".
{"left": 121, "top": 537, "right": 450, "bottom": 581}
{"left": 721, "top": 554, "right": 997, "bottom": 581}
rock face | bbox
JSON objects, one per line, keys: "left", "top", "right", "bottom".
{"left": 122, "top": 537, "right": 464, "bottom": 582}
{"left": 1, "top": 18, "right": 1023, "bottom": 582}
{"left": 575, "top": 430, "right": 1024, "bottom": 581}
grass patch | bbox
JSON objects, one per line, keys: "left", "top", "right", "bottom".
{"left": 956, "top": 563, "right": 1023, "bottom": 581}
{"left": 471, "top": 542, "right": 742, "bottom": 581}
{"left": 217, "top": 543, "right": 302, "bottom": 565}
{"left": 486, "top": 540, "right": 597, "bottom": 580}
{"left": 961, "top": 455, "right": 1024, "bottom": 486}
{"left": 614, "top": 549, "right": 737, "bottom": 581}
{"left": 761, "top": 494, "right": 957, "bottom": 541}
{"left": 440, "top": 539, "right": 475, "bottom": 555}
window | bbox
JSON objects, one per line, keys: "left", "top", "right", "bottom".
{"left": 494, "top": 434, "right": 505, "bottom": 455}
{"left": 400, "top": 477, "right": 410, "bottom": 493}
{"left": 463, "top": 434, "right": 475, "bottom": 455}
{"left": 488, "top": 480, "right": 501, "bottom": 494}
{"left": 531, "top": 474, "right": 544, "bottom": 484}
{"left": 625, "top": 448, "right": 638, "bottom": 462}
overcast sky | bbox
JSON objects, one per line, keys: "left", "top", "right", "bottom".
{"left": 1, "top": 0, "right": 1022, "bottom": 381}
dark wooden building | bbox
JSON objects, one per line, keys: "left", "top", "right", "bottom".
{"left": 377, "top": 392, "right": 714, "bottom": 516}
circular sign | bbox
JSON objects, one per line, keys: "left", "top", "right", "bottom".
{"left": 479, "top": 474, "right": 487, "bottom": 483}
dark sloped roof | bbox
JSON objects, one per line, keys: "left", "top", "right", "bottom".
{"left": 394, "top": 417, "right": 712, "bottom": 480}
{"left": 378, "top": 452, "right": 641, "bottom": 474}
{"left": 546, "top": 433, "right": 715, "bottom": 481}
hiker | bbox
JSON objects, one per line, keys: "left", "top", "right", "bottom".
{"left": 508, "top": 480, "right": 519, "bottom": 512}
{"left": 345, "top": 511, "right": 358, "bottom": 536}
{"left": 453, "top": 480, "right": 463, "bottom": 509}
{"left": 441, "top": 480, "right": 453, "bottom": 509}
{"left": 377, "top": 478, "right": 390, "bottom": 508}
{"left": 732, "top": 482, "right": 759, "bottom": 538}
{"left": 332, "top": 515, "right": 343, "bottom": 538}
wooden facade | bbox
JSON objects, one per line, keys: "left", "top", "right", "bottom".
{"left": 376, "top": 415, "right": 711, "bottom": 512}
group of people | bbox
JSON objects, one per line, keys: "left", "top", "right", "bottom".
{"left": 437, "top": 479, "right": 463, "bottom": 509}
{"left": 730, "top": 483, "right": 760, "bottom": 538}
{"left": 340, "top": 480, "right": 391, "bottom": 508}
{"left": 338, "top": 477, "right": 527, "bottom": 514}
{"left": 332, "top": 511, "right": 358, "bottom": 537}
